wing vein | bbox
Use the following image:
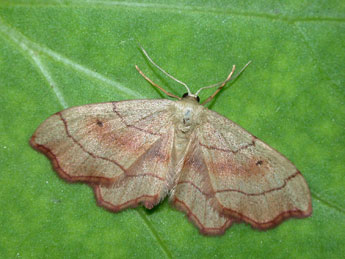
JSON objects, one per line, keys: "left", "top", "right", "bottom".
{"left": 59, "top": 112, "right": 126, "bottom": 172}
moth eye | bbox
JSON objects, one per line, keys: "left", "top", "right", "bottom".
{"left": 182, "top": 93, "right": 200, "bottom": 103}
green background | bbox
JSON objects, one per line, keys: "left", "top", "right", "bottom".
{"left": 0, "top": 0, "right": 344, "bottom": 258}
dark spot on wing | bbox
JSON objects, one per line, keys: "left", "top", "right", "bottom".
{"left": 96, "top": 120, "right": 103, "bottom": 127}
{"left": 256, "top": 160, "right": 263, "bottom": 166}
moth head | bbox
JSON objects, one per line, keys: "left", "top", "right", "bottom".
{"left": 182, "top": 93, "right": 200, "bottom": 103}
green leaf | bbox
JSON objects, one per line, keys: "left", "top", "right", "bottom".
{"left": 0, "top": 1, "right": 344, "bottom": 258}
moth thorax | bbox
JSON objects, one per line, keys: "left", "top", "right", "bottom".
{"left": 183, "top": 108, "right": 193, "bottom": 126}
{"left": 176, "top": 107, "right": 193, "bottom": 134}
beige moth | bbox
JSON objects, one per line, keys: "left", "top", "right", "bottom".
{"left": 30, "top": 48, "right": 312, "bottom": 235}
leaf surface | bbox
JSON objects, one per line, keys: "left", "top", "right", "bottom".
{"left": 0, "top": 1, "right": 344, "bottom": 258}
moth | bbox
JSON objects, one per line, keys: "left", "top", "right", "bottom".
{"left": 30, "top": 48, "right": 312, "bottom": 235}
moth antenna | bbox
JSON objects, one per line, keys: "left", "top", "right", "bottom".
{"left": 140, "top": 46, "right": 192, "bottom": 96}
{"left": 231, "top": 60, "right": 252, "bottom": 81}
{"left": 195, "top": 65, "right": 235, "bottom": 96}
{"left": 135, "top": 65, "right": 181, "bottom": 100}
{"left": 200, "top": 61, "right": 251, "bottom": 105}
{"left": 200, "top": 65, "right": 236, "bottom": 105}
